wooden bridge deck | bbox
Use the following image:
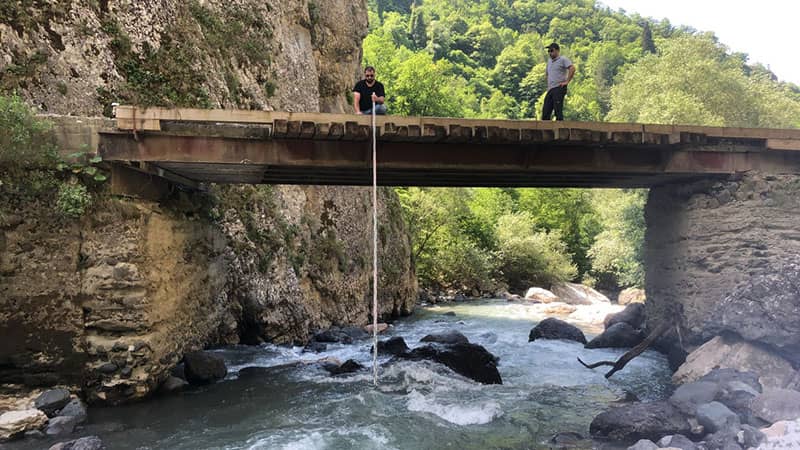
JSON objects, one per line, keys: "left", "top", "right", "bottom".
{"left": 97, "top": 106, "right": 800, "bottom": 188}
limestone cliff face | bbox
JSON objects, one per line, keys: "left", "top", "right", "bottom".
{"left": 645, "top": 173, "right": 800, "bottom": 367}
{"left": 0, "top": 0, "right": 366, "bottom": 114}
{"left": 0, "top": 0, "right": 418, "bottom": 404}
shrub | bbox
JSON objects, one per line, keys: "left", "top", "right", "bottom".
{"left": 0, "top": 94, "right": 57, "bottom": 170}
{"left": 56, "top": 183, "right": 92, "bottom": 218}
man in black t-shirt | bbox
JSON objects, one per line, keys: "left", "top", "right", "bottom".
{"left": 353, "top": 66, "right": 387, "bottom": 115}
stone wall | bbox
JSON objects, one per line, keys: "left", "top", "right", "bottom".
{"left": 645, "top": 173, "right": 800, "bottom": 367}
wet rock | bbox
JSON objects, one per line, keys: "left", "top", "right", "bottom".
{"left": 322, "top": 359, "right": 364, "bottom": 375}
{"left": 34, "top": 389, "right": 71, "bottom": 417}
{"left": 46, "top": 415, "right": 80, "bottom": 436}
{"left": 549, "top": 431, "right": 584, "bottom": 446}
{"left": 528, "top": 317, "right": 587, "bottom": 344}
{"left": 183, "top": 351, "right": 227, "bottom": 385}
{"left": 695, "top": 402, "right": 740, "bottom": 434}
{"left": 750, "top": 387, "right": 800, "bottom": 423}
{"left": 0, "top": 409, "right": 48, "bottom": 441}
{"left": 49, "top": 435, "right": 106, "bottom": 450}
{"left": 585, "top": 322, "right": 644, "bottom": 349}
{"left": 303, "top": 341, "right": 328, "bottom": 353}
{"left": 420, "top": 330, "right": 469, "bottom": 345}
{"left": 171, "top": 363, "right": 186, "bottom": 380}
{"left": 57, "top": 399, "right": 88, "bottom": 424}
{"left": 97, "top": 362, "right": 117, "bottom": 374}
{"left": 700, "top": 429, "right": 742, "bottom": 450}
{"left": 604, "top": 303, "right": 645, "bottom": 330}
{"left": 590, "top": 401, "right": 691, "bottom": 442}
{"left": 404, "top": 343, "right": 502, "bottom": 385}
{"left": 375, "top": 336, "right": 409, "bottom": 356}
{"left": 626, "top": 440, "right": 658, "bottom": 450}
{"left": 737, "top": 424, "right": 764, "bottom": 448}
{"left": 24, "top": 429, "right": 45, "bottom": 439}
{"left": 669, "top": 381, "right": 720, "bottom": 415}
{"left": 443, "top": 311, "right": 456, "bottom": 316}
{"left": 159, "top": 376, "right": 188, "bottom": 394}
{"left": 313, "top": 326, "right": 369, "bottom": 344}
{"left": 657, "top": 434, "right": 698, "bottom": 450}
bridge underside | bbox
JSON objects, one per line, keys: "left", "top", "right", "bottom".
{"left": 98, "top": 107, "right": 800, "bottom": 189}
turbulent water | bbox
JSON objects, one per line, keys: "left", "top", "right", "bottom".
{"left": 12, "top": 300, "right": 673, "bottom": 450}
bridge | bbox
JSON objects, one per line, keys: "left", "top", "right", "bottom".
{"left": 93, "top": 106, "right": 800, "bottom": 192}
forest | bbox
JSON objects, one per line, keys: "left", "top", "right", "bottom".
{"left": 367, "top": 0, "right": 800, "bottom": 295}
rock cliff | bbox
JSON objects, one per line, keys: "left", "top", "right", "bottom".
{"left": 645, "top": 173, "right": 800, "bottom": 368}
{"left": 0, "top": 0, "right": 417, "bottom": 404}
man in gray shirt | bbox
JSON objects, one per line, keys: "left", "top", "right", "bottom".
{"left": 542, "top": 42, "right": 575, "bottom": 121}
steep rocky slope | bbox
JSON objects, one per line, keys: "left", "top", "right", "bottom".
{"left": 0, "top": 0, "right": 417, "bottom": 404}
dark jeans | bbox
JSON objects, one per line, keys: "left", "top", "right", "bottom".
{"left": 361, "top": 104, "right": 387, "bottom": 115}
{"left": 542, "top": 86, "right": 567, "bottom": 121}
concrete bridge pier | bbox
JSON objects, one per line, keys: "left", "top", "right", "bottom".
{"left": 644, "top": 172, "right": 800, "bottom": 373}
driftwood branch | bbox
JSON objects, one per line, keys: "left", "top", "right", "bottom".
{"left": 577, "top": 321, "right": 672, "bottom": 379}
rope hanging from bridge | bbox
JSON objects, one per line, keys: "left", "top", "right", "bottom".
{"left": 371, "top": 101, "right": 379, "bottom": 387}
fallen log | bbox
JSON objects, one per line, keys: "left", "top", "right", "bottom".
{"left": 577, "top": 321, "right": 672, "bottom": 378}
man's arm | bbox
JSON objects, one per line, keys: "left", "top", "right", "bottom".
{"left": 561, "top": 65, "right": 576, "bottom": 87}
{"left": 353, "top": 91, "right": 361, "bottom": 114}
{"left": 372, "top": 84, "right": 385, "bottom": 104}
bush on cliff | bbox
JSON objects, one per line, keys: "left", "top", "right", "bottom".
{"left": 0, "top": 94, "right": 57, "bottom": 170}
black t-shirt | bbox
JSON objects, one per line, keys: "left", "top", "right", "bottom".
{"left": 353, "top": 80, "right": 385, "bottom": 111}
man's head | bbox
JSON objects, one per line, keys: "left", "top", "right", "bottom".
{"left": 545, "top": 43, "right": 560, "bottom": 59}
{"left": 364, "top": 66, "right": 376, "bottom": 83}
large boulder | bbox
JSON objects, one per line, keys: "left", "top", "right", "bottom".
{"left": 313, "top": 326, "right": 369, "bottom": 344}
{"left": 46, "top": 415, "right": 80, "bottom": 436}
{"left": 57, "top": 398, "right": 88, "bottom": 424}
{"left": 0, "top": 409, "right": 48, "bottom": 441}
{"left": 528, "top": 318, "right": 587, "bottom": 344}
{"left": 673, "top": 335, "right": 800, "bottom": 389}
{"left": 524, "top": 287, "right": 558, "bottom": 303}
{"left": 705, "top": 261, "right": 800, "bottom": 367}
{"left": 604, "top": 303, "right": 645, "bottom": 330}
{"left": 183, "top": 351, "right": 228, "bottom": 385}
{"left": 590, "top": 401, "right": 691, "bottom": 442}
{"left": 375, "top": 336, "right": 410, "bottom": 356}
{"left": 404, "top": 343, "right": 502, "bottom": 385}
{"left": 34, "top": 389, "right": 72, "bottom": 417}
{"left": 695, "top": 401, "right": 740, "bottom": 434}
{"left": 551, "top": 282, "right": 611, "bottom": 305}
{"left": 585, "top": 322, "right": 644, "bottom": 349}
{"left": 420, "top": 330, "right": 469, "bottom": 345}
{"left": 750, "top": 388, "right": 800, "bottom": 424}
{"left": 618, "top": 288, "right": 646, "bottom": 305}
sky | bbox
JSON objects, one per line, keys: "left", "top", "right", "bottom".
{"left": 598, "top": 0, "right": 800, "bottom": 86}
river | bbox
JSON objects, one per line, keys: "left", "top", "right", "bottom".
{"left": 11, "top": 300, "right": 672, "bottom": 450}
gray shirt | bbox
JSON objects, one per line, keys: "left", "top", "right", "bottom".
{"left": 546, "top": 55, "right": 573, "bottom": 91}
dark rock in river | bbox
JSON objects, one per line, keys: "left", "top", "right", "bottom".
{"left": 49, "top": 435, "right": 106, "bottom": 450}
{"left": 589, "top": 401, "right": 691, "bottom": 442}
{"left": 183, "top": 351, "right": 227, "bottom": 385}
{"left": 46, "top": 415, "right": 80, "bottom": 436}
{"left": 585, "top": 322, "right": 644, "bottom": 349}
{"left": 528, "top": 318, "right": 587, "bottom": 344}
{"left": 322, "top": 359, "right": 364, "bottom": 375}
{"left": 375, "top": 336, "right": 409, "bottom": 356}
{"left": 420, "top": 330, "right": 469, "bottom": 345}
{"left": 604, "top": 303, "right": 645, "bottom": 330}
{"left": 313, "top": 326, "right": 369, "bottom": 344}
{"left": 57, "top": 398, "right": 88, "bottom": 424}
{"left": 303, "top": 341, "right": 328, "bottom": 353}
{"left": 34, "top": 389, "right": 71, "bottom": 417}
{"left": 404, "top": 343, "right": 502, "bottom": 385}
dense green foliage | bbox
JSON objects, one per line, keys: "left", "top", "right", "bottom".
{"left": 397, "top": 187, "right": 642, "bottom": 293}
{"left": 376, "top": 0, "right": 800, "bottom": 293}
{"left": 0, "top": 94, "right": 102, "bottom": 220}
{"left": 0, "top": 94, "right": 57, "bottom": 169}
